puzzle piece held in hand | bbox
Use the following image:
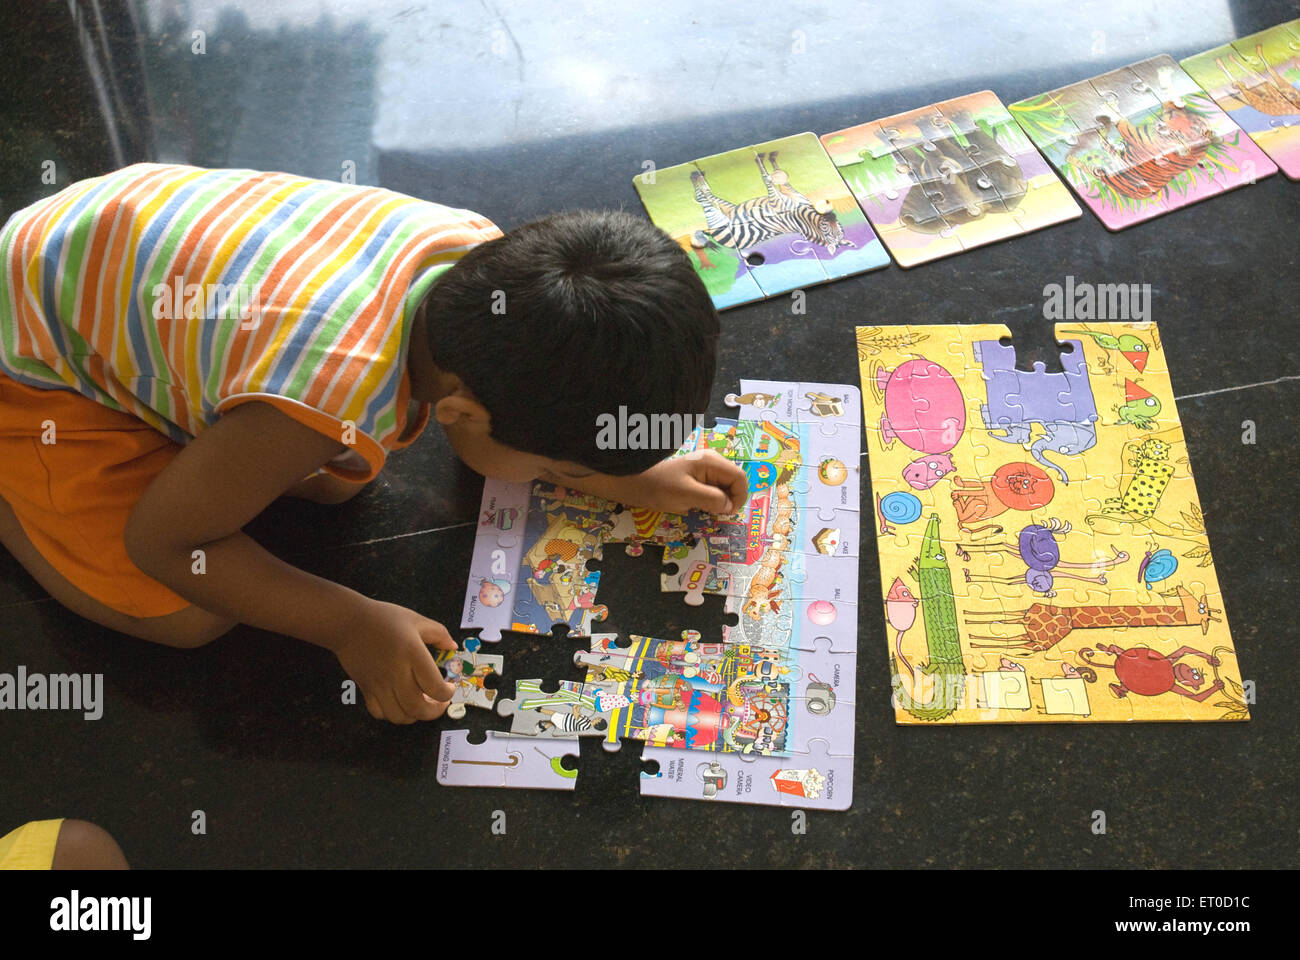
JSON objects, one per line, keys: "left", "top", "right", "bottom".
{"left": 435, "top": 637, "right": 502, "bottom": 720}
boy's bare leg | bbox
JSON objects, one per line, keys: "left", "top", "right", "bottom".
{"left": 0, "top": 498, "right": 235, "bottom": 648}
{"left": 51, "top": 819, "right": 130, "bottom": 870}
{"left": 281, "top": 471, "right": 369, "bottom": 504}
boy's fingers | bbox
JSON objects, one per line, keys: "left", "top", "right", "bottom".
{"left": 714, "top": 458, "right": 749, "bottom": 507}
{"left": 397, "top": 677, "right": 442, "bottom": 721}
{"left": 364, "top": 693, "right": 384, "bottom": 721}
{"left": 418, "top": 618, "right": 456, "bottom": 651}
{"left": 414, "top": 648, "right": 455, "bottom": 701}
{"left": 379, "top": 690, "right": 414, "bottom": 725}
{"left": 696, "top": 453, "right": 748, "bottom": 510}
{"left": 688, "top": 477, "right": 733, "bottom": 515}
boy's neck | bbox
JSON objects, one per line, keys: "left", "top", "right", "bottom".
{"left": 406, "top": 300, "right": 457, "bottom": 403}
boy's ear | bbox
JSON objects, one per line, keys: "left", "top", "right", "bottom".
{"left": 433, "top": 394, "right": 490, "bottom": 427}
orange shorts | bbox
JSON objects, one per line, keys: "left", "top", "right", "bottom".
{"left": 0, "top": 371, "right": 191, "bottom": 619}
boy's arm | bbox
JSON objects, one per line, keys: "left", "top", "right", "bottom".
{"left": 123, "top": 401, "right": 455, "bottom": 723}
{"left": 553, "top": 450, "right": 749, "bottom": 516}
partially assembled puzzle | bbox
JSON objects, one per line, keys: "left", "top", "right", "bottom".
{"left": 1010, "top": 54, "right": 1277, "bottom": 230}
{"left": 634, "top": 133, "right": 891, "bottom": 309}
{"left": 856, "top": 323, "right": 1248, "bottom": 724}
{"left": 1182, "top": 19, "right": 1300, "bottom": 180}
{"left": 820, "top": 90, "right": 1082, "bottom": 267}
{"left": 440, "top": 382, "right": 861, "bottom": 808}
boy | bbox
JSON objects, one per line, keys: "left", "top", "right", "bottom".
{"left": 0, "top": 164, "right": 745, "bottom": 725}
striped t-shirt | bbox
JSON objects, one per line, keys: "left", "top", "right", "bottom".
{"left": 0, "top": 163, "right": 501, "bottom": 479}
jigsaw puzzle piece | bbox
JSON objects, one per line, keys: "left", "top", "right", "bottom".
{"left": 878, "top": 102, "right": 955, "bottom": 154}
{"left": 774, "top": 739, "right": 852, "bottom": 807}
{"left": 725, "top": 595, "right": 857, "bottom": 652}
{"left": 1188, "top": 22, "right": 1300, "bottom": 180}
{"left": 437, "top": 730, "right": 578, "bottom": 790}
{"left": 1036, "top": 672, "right": 1096, "bottom": 718}
{"left": 664, "top": 546, "right": 855, "bottom": 607}
{"left": 1125, "top": 54, "right": 1196, "bottom": 108}
{"left": 1089, "top": 62, "right": 1166, "bottom": 126}
{"left": 725, "top": 379, "right": 862, "bottom": 430}
{"left": 632, "top": 156, "right": 765, "bottom": 310}
{"left": 687, "top": 141, "right": 830, "bottom": 299}
{"left": 659, "top": 538, "right": 735, "bottom": 605}
{"left": 1179, "top": 39, "right": 1245, "bottom": 114}
{"left": 497, "top": 679, "right": 615, "bottom": 738}
{"left": 461, "top": 477, "right": 532, "bottom": 642}
{"left": 799, "top": 382, "right": 862, "bottom": 426}
{"left": 506, "top": 482, "right": 624, "bottom": 638}
{"left": 435, "top": 638, "right": 503, "bottom": 719}
{"left": 805, "top": 508, "right": 859, "bottom": 559}
{"left": 637, "top": 739, "right": 850, "bottom": 808}
{"left": 1057, "top": 321, "right": 1167, "bottom": 382}
{"left": 747, "top": 132, "right": 891, "bottom": 286}
{"left": 783, "top": 457, "right": 860, "bottom": 525}
{"left": 971, "top": 658, "right": 1033, "bottom": 713}
{"left": 820, "top": 117, "right": 963, "bottom": 268}
{"left": 942, "top": 90, "right": 1081, "bottom": 232}
{"left": 787, "top": 635, "right": 856, "bottom": 753}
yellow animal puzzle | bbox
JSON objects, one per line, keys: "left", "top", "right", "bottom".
{"left": 856, "top": 323, "right": 1248, "bottom": 724}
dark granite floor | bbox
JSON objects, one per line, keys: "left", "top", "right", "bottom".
{"left": 0, "top": 1, "right": 1296, "bottom": 868}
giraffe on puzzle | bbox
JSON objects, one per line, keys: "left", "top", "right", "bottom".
{"left": 963, "top": 585, "right": 1221, "bottom": 653}
{"left": 1216, "top": 43, "right": 1300, "bottom": 115}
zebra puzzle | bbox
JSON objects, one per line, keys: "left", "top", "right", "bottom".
{"left": 634, "top": 132, "right": 890, "bottom": 310}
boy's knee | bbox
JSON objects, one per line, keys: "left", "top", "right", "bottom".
{"left": 51, "top": 819, "right": 129, "bottom": 870}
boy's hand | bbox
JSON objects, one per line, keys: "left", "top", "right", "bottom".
{"left": 629, "top": 450, "right": 749, "bottom": 515}
{"left": 333, "top": 601, "right": 458, "bottom": 724}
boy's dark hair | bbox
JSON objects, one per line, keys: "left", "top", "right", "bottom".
{"left": 422, "top": 209, "right": 720, "bottom": 475}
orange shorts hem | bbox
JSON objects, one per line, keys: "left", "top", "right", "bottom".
{"left": 0, "top": 372, "right": 192, "bottom": 619}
